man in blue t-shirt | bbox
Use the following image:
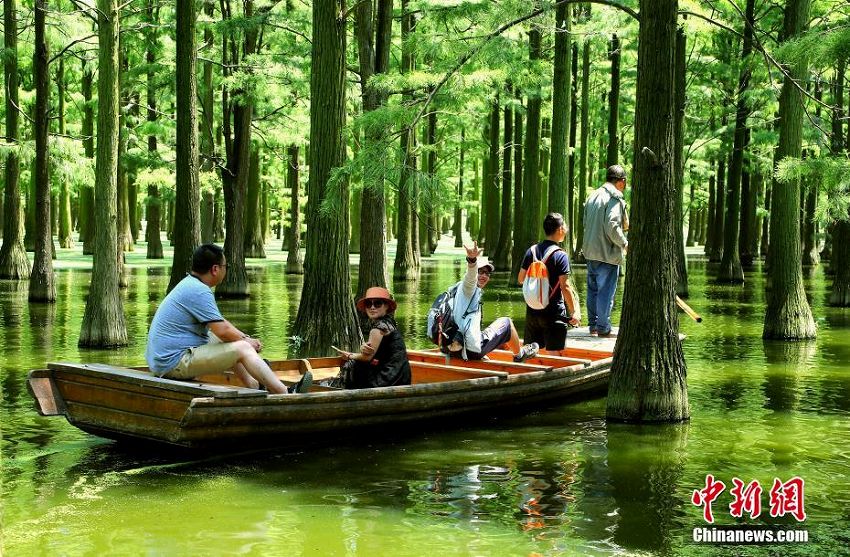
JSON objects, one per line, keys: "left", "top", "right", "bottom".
{"left": 146, "top": 244, "right": 308, "bottom": 394}
{"left": 518, "top": 213, "right": 582, "bottom": 356}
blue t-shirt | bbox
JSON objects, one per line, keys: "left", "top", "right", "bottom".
{"left": 145, "top": 274, "right": 224, "bottom": 374}
{"left": 521, "top": 240, "right": 571, "bottom": 316}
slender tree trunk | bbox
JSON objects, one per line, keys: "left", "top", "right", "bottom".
{"left": 29, "top": 0, "right": 55, "bottom": 302}
{"left": 285, "top": 144, "right": 303, "bottom": 274}
{"left": 718, "top": 0, "right": 754, "bottom": 282}
{"left": 427, "top": 109, "right": 439, "bottom": 254}
{"left": 145, "top": 2, "right": 163, "bottom": 259}
{"left": 829, "top": 58, "right": 848, "bottom": 303}
{"left": 393, "top": 0, "right": 419, "bottom": 280}
{"left": 801, "top": 157, "right": 819, "bottom": 267}
{"left": 704, "top": 165, "right": 715, "bottom": 255}
{"left": 763, "top": 0, "right": 816, "bottom": 339}
{"left": 606, "top": 34, "right": 621, "bottom": 166}
{"left": 218, "top": 0, "right": 257, "bottom": 297}
{"left": 607, "top": 0, "right": 688, "bottom": 423}
{"left": 0, "top": 0, "right": 30, "bottom": 279}
{"left": 513, "top": 26, "right": 542, "bottom": 281}
{"left": 453, "top": 128, "right": 464, "bottom": 248}
{"left": 201, "top": 190, "right": 214, "bottom": 243}
{"left": 686, "top": 178, "right": 696, "bottom": 246}
{"left": 493, "top": 89, "right": 513, "bottom": 270}
{"left": 56, "top": 58, "right": 73, "bottom": 249}
{"left": 244, "top": 145, "right": 267, "bottom": 258}
{"left": 510, "top": 98, "right": 525, "bottom": 273}
{"left": 168, "top": 0, "right": 202, "bottom": 290}
{"left": 709, "top": 153, "right": 726, "bottom": 262}
{"left": 548, "top": 2, "right": 571, "bottom": 217}
{"left": 740, "top": 134, "right": 758, "bottom": 267}
{"left": 80, "top": 57, "right": 96, "bottom": 255}
{"left": 484, "top": 96, "right": 501, "bottom": 254}
{"left": 80, "top": 0, "right": 128, "bottom": 347}
{"left": 292, "top": 0, "right": 360, "bottom": 355}
{"left": 567, "top": 42, "right": 579, "bottom": 252}
{"left": 575, "top": 39, "right": 591, "bottom": 263}
{"left": 673, "top": 27, "right": 689, "bottom": 296}
{"left": 201, "top": 0, "right": 215, "bottom": 171}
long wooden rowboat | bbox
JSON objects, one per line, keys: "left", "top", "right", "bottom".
{"left": 28, "top": 344, "right": 613, "bottom": 449}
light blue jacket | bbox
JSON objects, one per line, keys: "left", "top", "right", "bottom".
{"left": 452, "top": 263, "right": 483, "bottom": 357}
{"left": 582, "top": 182, "right": 628, "bottom": 265}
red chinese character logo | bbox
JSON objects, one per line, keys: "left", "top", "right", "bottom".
{"left": 729, "top": 478, "right": 762, "bottom": 519}
{"left": 692, "top": 474, "right": 726, "bottom": 523}
{"left": 769, "top": 476, "right": 806, "bottom": 521}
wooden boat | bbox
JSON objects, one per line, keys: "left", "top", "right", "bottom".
{"left": 28, "top": 343, "right": 614, "bottom": 449}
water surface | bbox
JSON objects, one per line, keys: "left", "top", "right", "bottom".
{"left": 2, "top": 248, "right": 848, "bottom": 556}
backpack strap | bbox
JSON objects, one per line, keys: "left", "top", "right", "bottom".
{"left": 538, "top": 244, "right": 564, "bottom": 301}
{"left": 540, "top": 244, "right": 563, "bottom": 264}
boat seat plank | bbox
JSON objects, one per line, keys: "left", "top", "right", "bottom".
{"left": 409, "top": 360, "right": 509, "bottom": 378}
{"left": 47, "top": 363, "right": 267, "bottom": 398}
{"left": 406, "top": 350, "right": 554, "bottom": 374}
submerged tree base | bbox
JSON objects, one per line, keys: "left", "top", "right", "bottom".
{"left": 606, "top": 336, "right": 690, "bottom": 423}
{"left": 0, "top": 244, "right": 32, "bottom": 280}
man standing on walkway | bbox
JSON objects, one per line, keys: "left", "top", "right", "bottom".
{"left": 582, "top": 165, "right": 629, "bottom": 337}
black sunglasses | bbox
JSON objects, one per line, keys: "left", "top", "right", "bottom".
{"left": 364, "top": 299, "right": 386, "bottom": 309}
{"left": 477, "top": 269, "right": 492, "bottom": 276}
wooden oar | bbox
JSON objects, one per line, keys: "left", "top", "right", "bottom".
{"left": 675, "top": 295, "right": 702, "bottom": 323}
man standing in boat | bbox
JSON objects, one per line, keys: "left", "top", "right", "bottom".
{"left": 440, "top": 242, "right": 539, "bottom": 362}
{"left": 145, "top": 244, "right": 309, "bottom": 394}
{"left": 518, "top": 213, "right": 582, "bottom": 356}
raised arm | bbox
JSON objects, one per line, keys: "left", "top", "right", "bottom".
{"left": 462, "top": 242, "right": 482, "bottom": 297}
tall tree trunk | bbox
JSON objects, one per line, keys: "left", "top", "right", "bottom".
{"left": 704, "top": 161, "right": 715, "bottom": 255}
{"left": 81, "top": 56, "right": 96, "bottom": 255}
{"left": 292, "top": 0, "right": 360, "bottom": 355}
{"left": 548, "top": 2, "right": 571, "bottom": 216}
{"left": 145, "top": 0, "right": 163, "bottom": 259}
{"left": 80, "top": 0, "right": 128, "bottom": 347}
{"left": 575, "top": 39, "right": 591, "bottom": 263}
{"left": 673, "top": 27, "right": 689, "bottom": 296}
{"left": 740, "top": 132, "right": 758, "bottom": 267}
{"left": 201, "top": 0, "right": 215, "bottom": 172}
{"left": 244, "top": 145, "right": 267, "bottom": 258}
{"left": 607, "top": 0, "right": 688, "bottom": 423}
{"left": 567, "top": 42, "right": 579, "bottom": 252}
{"left": 29, "top": 0, "right": 55, "bottom": 302}
{"left": 763, "top": 0, "right": 816, "bottom": 340}
{"left": 493, "top": 89, "right": 513, "bottom": 270}
{"left": 686, "top": 178, "right": 696, "bottom": 246}
{"left": 201, "top": 190, "right": 214, "bottom": 243}
{"left": 427, "top": 108, "right": 439, "bottom": 254}
{"left": 510, "top": 97, "right": 525, "bottom": 273}
{"left": 285, "top": 144, "right": 303, "bottom": 274}
{"left": 484, "top": 96, "right": 501, "bottom": 254}
{"left": 829, "top": 58, "right": 848, "bottom": 303}
{"left": 801, "top": 158, "right": 819, "bottom": 267}
{"left": 453, "top": 128, "right": 464, "bottom": 248}
{"left": 709, "top": 154, "right": 726, "bottom": 262}
{"left": 168, "top": 0, "right": 202, "bottom": 290}
{"left": 56, "top": 58, "right": 73, "bottom": 249}
{"left": 513, "top": 26, "right": 542, "bottom": 281}
{"left": 218, "top": 0, "right": 256, "bottom": 297}
{"left": 606, "top": 34, "right": 621, "bottom": 167}
{"left": 393, "top": 0, "right": 419, "bottom": 280}
{"left": 718, "top": 0, "right": 754, "bottom": 282}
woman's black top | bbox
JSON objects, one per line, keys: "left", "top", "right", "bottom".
{"left": 348, "top": 316, "right": 411, "bottom": 389}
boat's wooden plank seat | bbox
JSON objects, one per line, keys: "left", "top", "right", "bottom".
{"left": 406, "top": 350, "right": 554, "bottom": 374}
{"left": 410, "top": 360, "right": 509, "bottom": 383}
{"left": 47, "top": 362, "right": 266, "bottom": 398}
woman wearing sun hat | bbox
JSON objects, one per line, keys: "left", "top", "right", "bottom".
{"left": 333, "top": 286, "right": 411, "bottom": 389}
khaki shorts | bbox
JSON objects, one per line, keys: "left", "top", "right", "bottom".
{"left": 164, "top": 333, "right": 243, "bottom": 380}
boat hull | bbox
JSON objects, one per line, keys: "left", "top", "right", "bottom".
{"left": 28, "top": 351, "right": 612, "bottom": 449}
